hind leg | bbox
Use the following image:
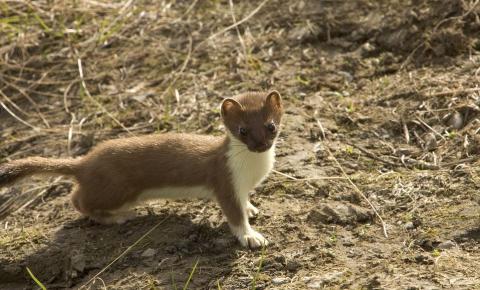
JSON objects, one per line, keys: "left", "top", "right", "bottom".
{"left": 71, "top": 185, "right": 137, "bottom": 224}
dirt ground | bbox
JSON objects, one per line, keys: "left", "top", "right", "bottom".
{"left": 1, "top": 0, "right": 480, "bottom": 289}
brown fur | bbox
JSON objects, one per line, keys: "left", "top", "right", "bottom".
{"left": 0, "top": 90, "right": 283, "bottom": 247}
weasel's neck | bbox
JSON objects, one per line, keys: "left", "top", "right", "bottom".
{"left": 225, "top": 134, "right": 276, "bottom": 201}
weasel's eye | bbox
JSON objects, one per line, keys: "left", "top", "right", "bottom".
{"left": 267, "top": 122, "right": 276, "bottom": 133}
{"left": 239, "top": 127, "right": 247, "bottom": 136}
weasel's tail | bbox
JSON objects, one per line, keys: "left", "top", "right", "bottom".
{"left": 0, "top": 157, "right": 79, "bottom": 187}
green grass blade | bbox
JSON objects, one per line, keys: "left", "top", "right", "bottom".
{"left": 26, "top": 267, "right": 47, "bottom": 290}
{"left": 251, "top": 246, "right": 266, "bottom": 290}
{"left": 182, "top": 258, "right": 199, "bottom": 290}
{"left": 171, "top": 270, "right": 178, "bottom": 290}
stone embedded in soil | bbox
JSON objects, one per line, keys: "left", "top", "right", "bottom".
{"left": 404, "top": 222, "right": 415, "bottom": 230}
{"left": 271, "top": 277, "right": 289, "bottom": 285}
{"left": 304, "top": 271, "right": 344, "bottom": 288}
{"left": 448, "top": 111, "right": 463, "bottom": 129}
{"left": 286, "top": 260, "right": 301, "bottom": 272}
{"left": 71, "top": 254, "right": 86, "bottom": 272}
{"left": 437, "top": 240, "right": 456, "bottom": 250}
{"left": 424, "top": 133, "right": 438, "bottom": 151}
{"left": 414, "top": 254, "right": 434, "bottom": 265}
{"left": 141, "top": 248, "right": 156, "bottom": 258}
{"left": 307, "top": 202, "right": 373, "bottom": 225}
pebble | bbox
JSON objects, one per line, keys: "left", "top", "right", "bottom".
{"left": 271, "top": 277, "right": 289, "bottom": 285}
{"left": 424, "top": 133, "right": 437, "bottom": 151}
{"left": 448, "top": 111, "right": 463, "bottom": 129}
{"left": 286, "top": 260, "right": 301, "bottom": 272}
{"left": 438, "top": 240, "right": 456, "bottom": 250}
{"left": 305, "top": 271, "right": 344, "bottom": 289}
{"left": 71, "top": 254, "right": 86, "bottom": 272}
{"left": 307, "top": 202, "right": 372, "bottom": 225}
{"left": 404, "top": 222, "right": 414, "bottom": 230}
{"left": 141, "top": 248, "right": 156, "bottom": 258}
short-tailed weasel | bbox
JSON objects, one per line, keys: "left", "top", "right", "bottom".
{"left": 0, "top": 91, "right": 284, "bottom": 248}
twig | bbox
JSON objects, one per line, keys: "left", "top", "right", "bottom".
{"left": 402, "top": 120, "right": 410, "bottom": 144}
{"left": 154, "top": 36, "right": 194, "bottom": 107}
{"left": 0, "top": 89, "right": 31, "bottom": 117}
{"left": 316, "top": 118, "right": 326, "bottom": 140}
{"left": 432, "top": 0, "right": 479, "bottom": 33}
{"left": 0, "top": 101, "right": 40, "bottom": 131}
{"left": 427, "top": 87, "right": 480, "bottom": 98}
{"left": 271, "top": 169, "right": 298, "bottom": 180}
{"left": 416, "top": 116, "right": 445, "bottom": 141}
{"left": 268, "top": 176, "right": 347, "bottom": 185}
{"left": 325, "top": 145, "right": 389, "bottom": 238}
{"left": 76, "top": 57, "right": 133, "bottom": 135}
{"left": 347, "top": 143, "right": 399, "bottom": 167}
{"left": 229, "top": 0, "right": 249, "bottom": 66}
{"left": 16, "top": 177, "right": 63, "bottom": 213}
{"left": 207, "top": 0, "right": 269, "bottom": 41}
{"left": 80, "top": 216, "right": 170, "bottom": 289}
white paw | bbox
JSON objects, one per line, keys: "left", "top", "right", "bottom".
{"left": 238, "top": 229, "right": 269, "bottom": 249}
{"left": 246, "top": 201, "right": 259, "bottom": 218}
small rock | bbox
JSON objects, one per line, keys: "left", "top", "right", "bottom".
{"left": 71, "top": 254, "right": 86, "bottom": 272}
{"left": 274, "top": 255, "right": 286, "bottom": 265}
{"left": 414, "top": 254, "right": 434, "bottom": 265}
{"left": 438, "top": 240, "right": 456, "bottom": 250}
{"left": 141, "top": 248, "right": 156, "bottom": 258}
{"left": 271, "top": 277, "right": 289, "bottom": 285}
{"left": 286, "top": 260, "right": 301, "bottom": 272}
{"left": 448, "top": 111, "right": 463, "bottom": 129}
{"left": 404, "top": 222, "right": 414, "bottom": 230}
{"left": 424, "top": 133, "right": 437, "bottom": 151}
{"left": 307, "top": 202, "right": 373, "bottom": 225}
{"left": 306, "top": 271, "right": 344, "bottom": 288}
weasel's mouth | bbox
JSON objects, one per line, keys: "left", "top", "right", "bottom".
{"left": 250, "top": 144, "right": 271, "bottom": 153}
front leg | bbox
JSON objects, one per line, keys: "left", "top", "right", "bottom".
{"left": 214, "top": 187, "right": 268, "bottom": 249}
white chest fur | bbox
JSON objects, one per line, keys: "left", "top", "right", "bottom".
{"left": 226, "top": 137, "right": 275, "bottom": 205}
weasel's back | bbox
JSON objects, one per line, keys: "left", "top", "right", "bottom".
{"left": 77, "top": 133, "right": 226, "bottom": 188}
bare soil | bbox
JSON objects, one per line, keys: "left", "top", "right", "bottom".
{"left": 1, "top": 0, "right": 480, "bottom": 289}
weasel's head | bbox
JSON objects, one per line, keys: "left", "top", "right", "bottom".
{"left": 221, "top": 90, "right": 284, "bottom": 153}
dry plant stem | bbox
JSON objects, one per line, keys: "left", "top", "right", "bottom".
{"left": 76, "top": 58, "right": 133, "bottom": 135}
{"left": 428, "top": 87, "right": 480, "bottom": 98}
{"left": 16, "top": 177, "right": 63, "bottom": 213}
{"left": 416, "top": 116, "right": 445, "bottom": 141}
{"left": 0, "top": 101, "right": 40, "bottom": 131}
{"left": 1, "top": 77, "right": 51, "bottom": 128}
{"left": 229, "top": 0, "right": 249, "bottom": 66}
{"left": 325, "top": 145, "right": 389, "bottom": 238}
{"left": 347, "top": 143, "right": 398, "bottom": 167}
{"left": 270, "top": 169, "right": 323, "bottom": 190}
{"left": 80, "top": 216, "right": 170, "bottom": 289}
{"left": 0, "top": 89, "right": 31, "bottom": 116}
{"left": 432, "top": 0, "right": 479, "bottom": 33}
{"left": 271, "top": 169, "right": 299, "bottom": 180}
{"left": 403, "top": 121, "right": 410, "bottom": 144}
{"left": 206, "top": 0, "right": 269, "bottom": 42}
{"left": 157, "top": 36, "right": 193, "bottom": 101}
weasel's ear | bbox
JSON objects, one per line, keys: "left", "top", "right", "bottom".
{"left": 221, "top": 98, "right": 243, "bottom": 118}
{"left": 266, "top": 90, "right": 282, "bottom": 110}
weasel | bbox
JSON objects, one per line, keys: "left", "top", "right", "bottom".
{"left": 0, "top": 91, "right": 284, "bottom": 249}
